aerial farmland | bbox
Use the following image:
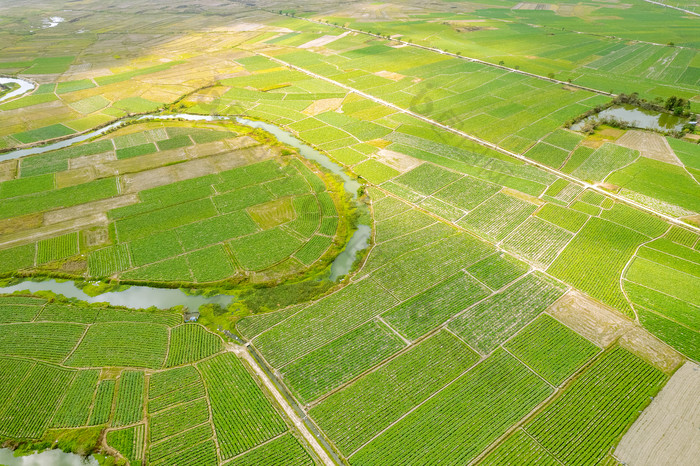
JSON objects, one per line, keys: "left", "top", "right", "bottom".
{"left": 0, "top": 0, "right": 698, "bottom": 465}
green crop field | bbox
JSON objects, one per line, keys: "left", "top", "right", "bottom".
{"left": 0, "top": 1, "right": 697, "bottom": 464}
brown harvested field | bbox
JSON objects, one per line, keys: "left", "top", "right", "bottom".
{"left": 615, "top": 130, "right": 681, "bottom": 165}
{"left": 548, "top": 290, "right": 683, "bottom": 372}
{"left": 618, "top": 326, "right": 684, "bottom": 374}
{"left": 615, "top": 362, "right": 700, "bottom": 465}
{"left": 303, "top": 98, "right": 344, "bottom": 116}
{"left": 375, "top": 148, "right": 421, "bottom": 172}
{"left": 547, "top": 290, "right": 632, "bottom": 347}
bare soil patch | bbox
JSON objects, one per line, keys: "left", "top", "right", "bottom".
{"left": 43, "top": 195, "right": 139, "bottom": 225}
{"left": 548, "top": 290, "right": 632, "bottom": 348}
{"left": 615, "top": 130, "right": 681, "bottom": 165}
{"left": 615, "top": 362, "right": 700, "bottom": 465}
{"left": 548, "top": 290, "right": 683, "bottom": 373}
{"left": 375, "top": 149, "right": 421, "bottom": 172}
{"left": 303, "top": 98, "right": 344, "bottom": 116}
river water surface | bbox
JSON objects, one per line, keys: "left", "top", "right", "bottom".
{"left": 572, "top": 104, "right": 688, "bottom": 132}
{"left": 0, "top": 448, "right": 97, "bottom": 466}
{"left": 0, "top": 77, "right": 35, "bottom": 103}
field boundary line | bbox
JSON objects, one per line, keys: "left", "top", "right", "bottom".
{"left": 221, "top": 431, "right": 287, "bottom": 464}
{"left": 642, "top": 0, "right": 700, "bottom": 16}
{"left": 347, "top": 351, "right": 487, "bottom": 458}
{"left": 620, "top": 234, "right": 666, "bottom": 323}
{"left": 304, "top": 327, "right": 450, "bottom": 409}
{"left": 61, "top": 323, "right": 92, "bottom": 365}
{"left": 375, "top": 315, "right": 411, "bottom": 346}
{"left": 259, "top": 52, "right": 700, "bottom": 235}
{"left": 501, "top": 346, "right": 556, "bottom": 390}
{"left": 192, "top": 364, "right": 223, "bottom": 464}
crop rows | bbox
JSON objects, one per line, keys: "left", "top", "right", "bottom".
{"left": 106, "top": 423, "right": 145, "bottom": 464}
{"left": 666, "top": 225, "right": 698, "bottom": 248}
{"left": 0, "top": 362, "right": 75, "bottom": 438}
{"left": 66, "top": 322, "right": 169, "bottom": 369}
{"left": 0, "top": 322, "right": 85, "bottom": 362}
{"left": 459, "top": 193, "right": 538, "bottom": 242}
{"left": 151, "top": 439, "right": 218, "bottom": 466}
{"left": 229, "top": 227, "right": 303, "bottom": 271}
{"left": 319, "top": 216, "right": 338, "bottom": 236}
{"left": 166, "top": 323, "right": 224, "bottom": 367}
{"left": 281, "top": 320, "right": 405, "bottom": 403}
{"left": 226, "top": 433, "right": 314, "bottom": 466}
{"left": 466, "top": 252, "right": 529, "bottom": 291}
{"left": 525, "top": 142, "right": 569, "bottom": 168}
{"left": 148, "top": 423, "right": 213, "bottom": 464}
{"left": 535, "top": 203, "right": 588, "bottom": 232}
{"left": 362, "top": 223, "right": 454, "bottom": 274}
{"left": 0, "top": 303, "right": 43, "bottom": 323}
{"left": 36, "top": 231, "right": 79, "bottom": 264}
{"left": 571, "top": 143, "right": 639, "bottom": 182}
{"left": 149, "top": 398, "right": 210, "bottom": 443}
{"left": 89, "top": 379, "right": 116, "bottom": 425}
{"left": 502, "top": 217, "right": 573, "bottom": 268}
{"left": 394, "top": 163, "right": 462, "bottom": 196}
{"left": 372, "top": 196, "right": 410, "bottom": 222}
{"left": 52, "top": 369, "right": 100, "bottom": 427}
{"left": 149, "top": 366, "right": 201, "bottom": 399}
{"left": 374, "top": 209, "right": 435, "bottom": 243}
{"left": 254, "top": 278, "right": 399, "bottom": 367}
{"left": 372, "top": 233, "right": 493, "bottom": 301}
{"left": 310, "top": 330, "right": 479, "bottom": 455}
{"left": 148, "top": 379, "right": 207, "bottom": 414}
{"left": 600, "top": 203, "right": 668, "bottom": 238}
{"left": 433, "top": 175, "right": 501, "bottom": 212}
{"left": 112, "top": 370, "right": 145, "bottom": 427}
{"left": 480, "top": 429, "right": 559, "bottom": 465}
{"left": 0, "top": 244, "right": 36, "bottom": 274}
{"left": 504, "top": 314, "right": 600, "bottom": 386}
{"left": 0, "top": 177, "right": 118, "bottom": 221}
{"left": 382, "top": 272, "right": 490, "bottom": 340}
{"left": 0, "top": 173, "right": 54, "bottom": 200}
{"left": 198, "top": 353, "right": 287, "bottom": 459}
{"left": 449, "top": 273, "right": 567, "bottom": 354}
{"left": 294, "top": 234, "right": 333, "bottom": 265}
{"left": 88, "top": 244, "right": 131, "bottom": 277}
{"left": 176, "top": 211, "right": 258, "bottom": 252}
{"left": 524, "top": 347, "right": 667, "bottom": 465}
{"left": 549, "top": 217, "right": 647, "bottom": 316}
{"left": 36, "top": 303, "right": 99, "bottom": 323}
{"left": 95, "top": 307, "right": 182, "bottom": 326}
{"left": 351, "top": 350, "right": 552, "bottom": 465}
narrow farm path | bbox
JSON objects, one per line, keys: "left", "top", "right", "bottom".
{"left": 641, "top": 0, "right": 700, "bottom": 17}
{"left": 259, "top": 52, "right": 700, "bottom": 235}
{"left": 229, "top": 344, "right": 335, "bottom": 466}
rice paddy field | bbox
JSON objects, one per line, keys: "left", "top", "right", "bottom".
{"left": 0, "top": 0, "right": 698, "bottom": 465}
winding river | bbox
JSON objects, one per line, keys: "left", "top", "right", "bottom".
{"left": 0, "top": 113, "right": 371, "bottom": 303}
{"left": 0, "top": 77, "right": 35, "bottom": 103}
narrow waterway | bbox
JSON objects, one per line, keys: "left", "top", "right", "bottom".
{"left": 0, "top": 77, "right": 35, "bottom": 103}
